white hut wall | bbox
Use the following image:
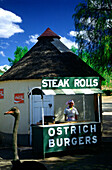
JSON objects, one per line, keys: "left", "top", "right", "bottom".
{"left": 0, "top": 79, "right": 41, "bottom": 135}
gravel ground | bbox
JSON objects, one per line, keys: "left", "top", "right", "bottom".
{"left": 0, "top": 142, "right": 112, "bottom": 170}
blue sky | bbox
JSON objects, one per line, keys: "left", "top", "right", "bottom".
{"left": 0, "top": 0, "right": 83, "bottom": 66}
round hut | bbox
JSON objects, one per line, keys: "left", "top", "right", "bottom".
{"left": 0, "top": 28, "right": 103, "bottom": 149}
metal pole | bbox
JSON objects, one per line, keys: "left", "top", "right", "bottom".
{"left": 41, "top": 94, "right": 44, "bottom": 126}
{"left": 98, "top": 94, "right": 101, "bottom": 122}
{"left": 30, "top": 89, "right": 33, "bottom": 145}
{"left": 83, "top": 95, "right": 86, "bottom": 120}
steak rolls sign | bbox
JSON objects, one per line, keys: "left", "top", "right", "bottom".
{"left": 41, "top": 77, "right": 99, "bottom": 89}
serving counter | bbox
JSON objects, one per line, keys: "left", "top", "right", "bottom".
{"left": 32, "top": 121, "right": 101, "bottom": 158}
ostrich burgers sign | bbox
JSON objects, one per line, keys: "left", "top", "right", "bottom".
{"left": 43, "top": 123, "right": 101, "bottom": 153}
{"left": 41, "top": 77, "right": 99, "bottom": 89}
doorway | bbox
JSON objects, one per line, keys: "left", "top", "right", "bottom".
{"left": 32, "top": 95, "right": 54, "bottom": 123}
{"left": 29, "top": 87, "right": 54, "bottom": 144}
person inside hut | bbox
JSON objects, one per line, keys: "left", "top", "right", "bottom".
{"left": 64, "top": 100, "right": 79, "bottom": 121}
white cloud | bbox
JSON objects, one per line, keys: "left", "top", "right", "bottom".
{"left": 0, "top": 8, "right": 24, "bottom": 38}
{"left": 0, "top": 65, "right": 10, "bottom": 71}
{"left": 60, "top": 36, "right": 78, "bottom": 49}
{"left": 69, "top": 30, "right": 90, "bottom": 42}
{"left": 26, "top": 34, "right": 39, "bottom": 44}
{"left": 26, "top": 33, "right": 78, "bottom": 49}
{"left": 0, "top": 51, "right": 5, "bottom": 57}
{"left": 69, "top": 31, "right": 77, "bottom": 37}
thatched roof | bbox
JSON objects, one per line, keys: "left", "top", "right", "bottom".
{"left": 0, "top": 28, "right": 104, "bottom": 81}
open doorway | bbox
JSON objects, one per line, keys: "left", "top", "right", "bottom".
{"left": 29, "top": 87, "right": 54, "bottom": 144}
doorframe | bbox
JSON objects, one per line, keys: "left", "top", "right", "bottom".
{"left": 29, "top": 86, "right": 54, "bottom": 145}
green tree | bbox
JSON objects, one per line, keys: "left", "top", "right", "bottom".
{"left": 72, "top": 0, "right": 112, "bottom": 74}
{"left": 8, "top": 46, "right": 28, "bottom": 66}
{"left": 71, "top": 45, "right": 112, "bottom": 88}
{"left": 71, "top": 45, "right": 91, "bottom": 65}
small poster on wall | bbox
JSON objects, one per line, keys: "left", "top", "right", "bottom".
{"left": 14, "top": 93, "right": 24, "bottom": 104}
{"left": 0, "top": 89, "right": 4, "bottom": 99}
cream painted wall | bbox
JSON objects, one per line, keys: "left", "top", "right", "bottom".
{"left": 0, "top": 79, "right": 41, "bottom": 134}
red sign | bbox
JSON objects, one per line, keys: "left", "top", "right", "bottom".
{"left": 14, "top": 93, "right": 24, "bottom": 104}
{"left": 0, "top": 89, "right": 4, "bottom": 99}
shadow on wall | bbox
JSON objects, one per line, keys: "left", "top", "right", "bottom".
{"left": 0, "top": 132, "right": 13, "bottom": 147}
{"left": 0, "top": 132, "right": 29, "bottom": 147}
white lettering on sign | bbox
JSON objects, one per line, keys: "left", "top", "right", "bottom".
{"left": 74, "top": 79, "right": 79, "bottom": 87}
{"left": 72, "top": 137, "right": 77, "bottom": 145}
{"left": 48, "top": 128, "right": 55, "bottom": 136}
{"left": 47, "top": 124, "right": 98, "bottom": 148}
{"left": 15, "top": 95, "right": 24, "bottom": 100}
{"left": 74, "top": 78, "right": 98, "bottom": 88}
{"left": 64, "top": 138, "right": 70, "bottom": 146}
{"left": 63, "top": 126, "right": 69, "bottom": 135}
{"left": 0, "top": 91, "right": 3, "bottom": 96}
{"left": 58, "top": 79, "right": 64, "bottom": 87}
{"left": 85, "top": 136, "right": 91, "bottom": 144}
{"left": 93, "top": 79, "right": 99, "bottom": 87}
{"left": 42, "top": 79, "right": 48, "bottom": 88}
{"left": 14, "top": 93, "right": 24, "bottom": 104}
{"left": 57, "top": 138, "right": 63, "bottom": 147}
{"left": 49, "top": 139, "right": 55, "bottom": 147}
{"left": 48, "top": 136, "right": 98, "bottom": 148}
{"left": 92, "top": 136, "right": 97, "bottom": 144}
{"left": 57, "top": 127, "right": 62, "bottom": 135}
{"left": 64, "top": 79, "right": 69, "bottom": 87}
{"left": 52, "top": 80, "right": 58, "bottom": 88}
{"left": 80, "top": 79, "right": 86, "bottom": 87}
{"left": 78, "top": 126, "right": 81, "bottom": 134}
{"left": 42, "top": 79, "right": 70, "bottom": 88}
{"left": 42, "top": 77, "right": 99, "bottom": 89}
{"left": 83, "top": 125, "right": 89, "bottom": 133}
{"left": 79, "top": 137, "right": 84, "bottom": 145}
{"left": 48, "top": 124, "right": 96, "bottom": 137}
{"left": 90, "top": 124, "right": 96, "bottom": 133}
{"left": 71, "top": 126, "right": 76, "bottom": 134}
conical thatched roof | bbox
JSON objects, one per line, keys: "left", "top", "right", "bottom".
{"left": 0, "top": 28, "right": 104, "bottom": 81}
